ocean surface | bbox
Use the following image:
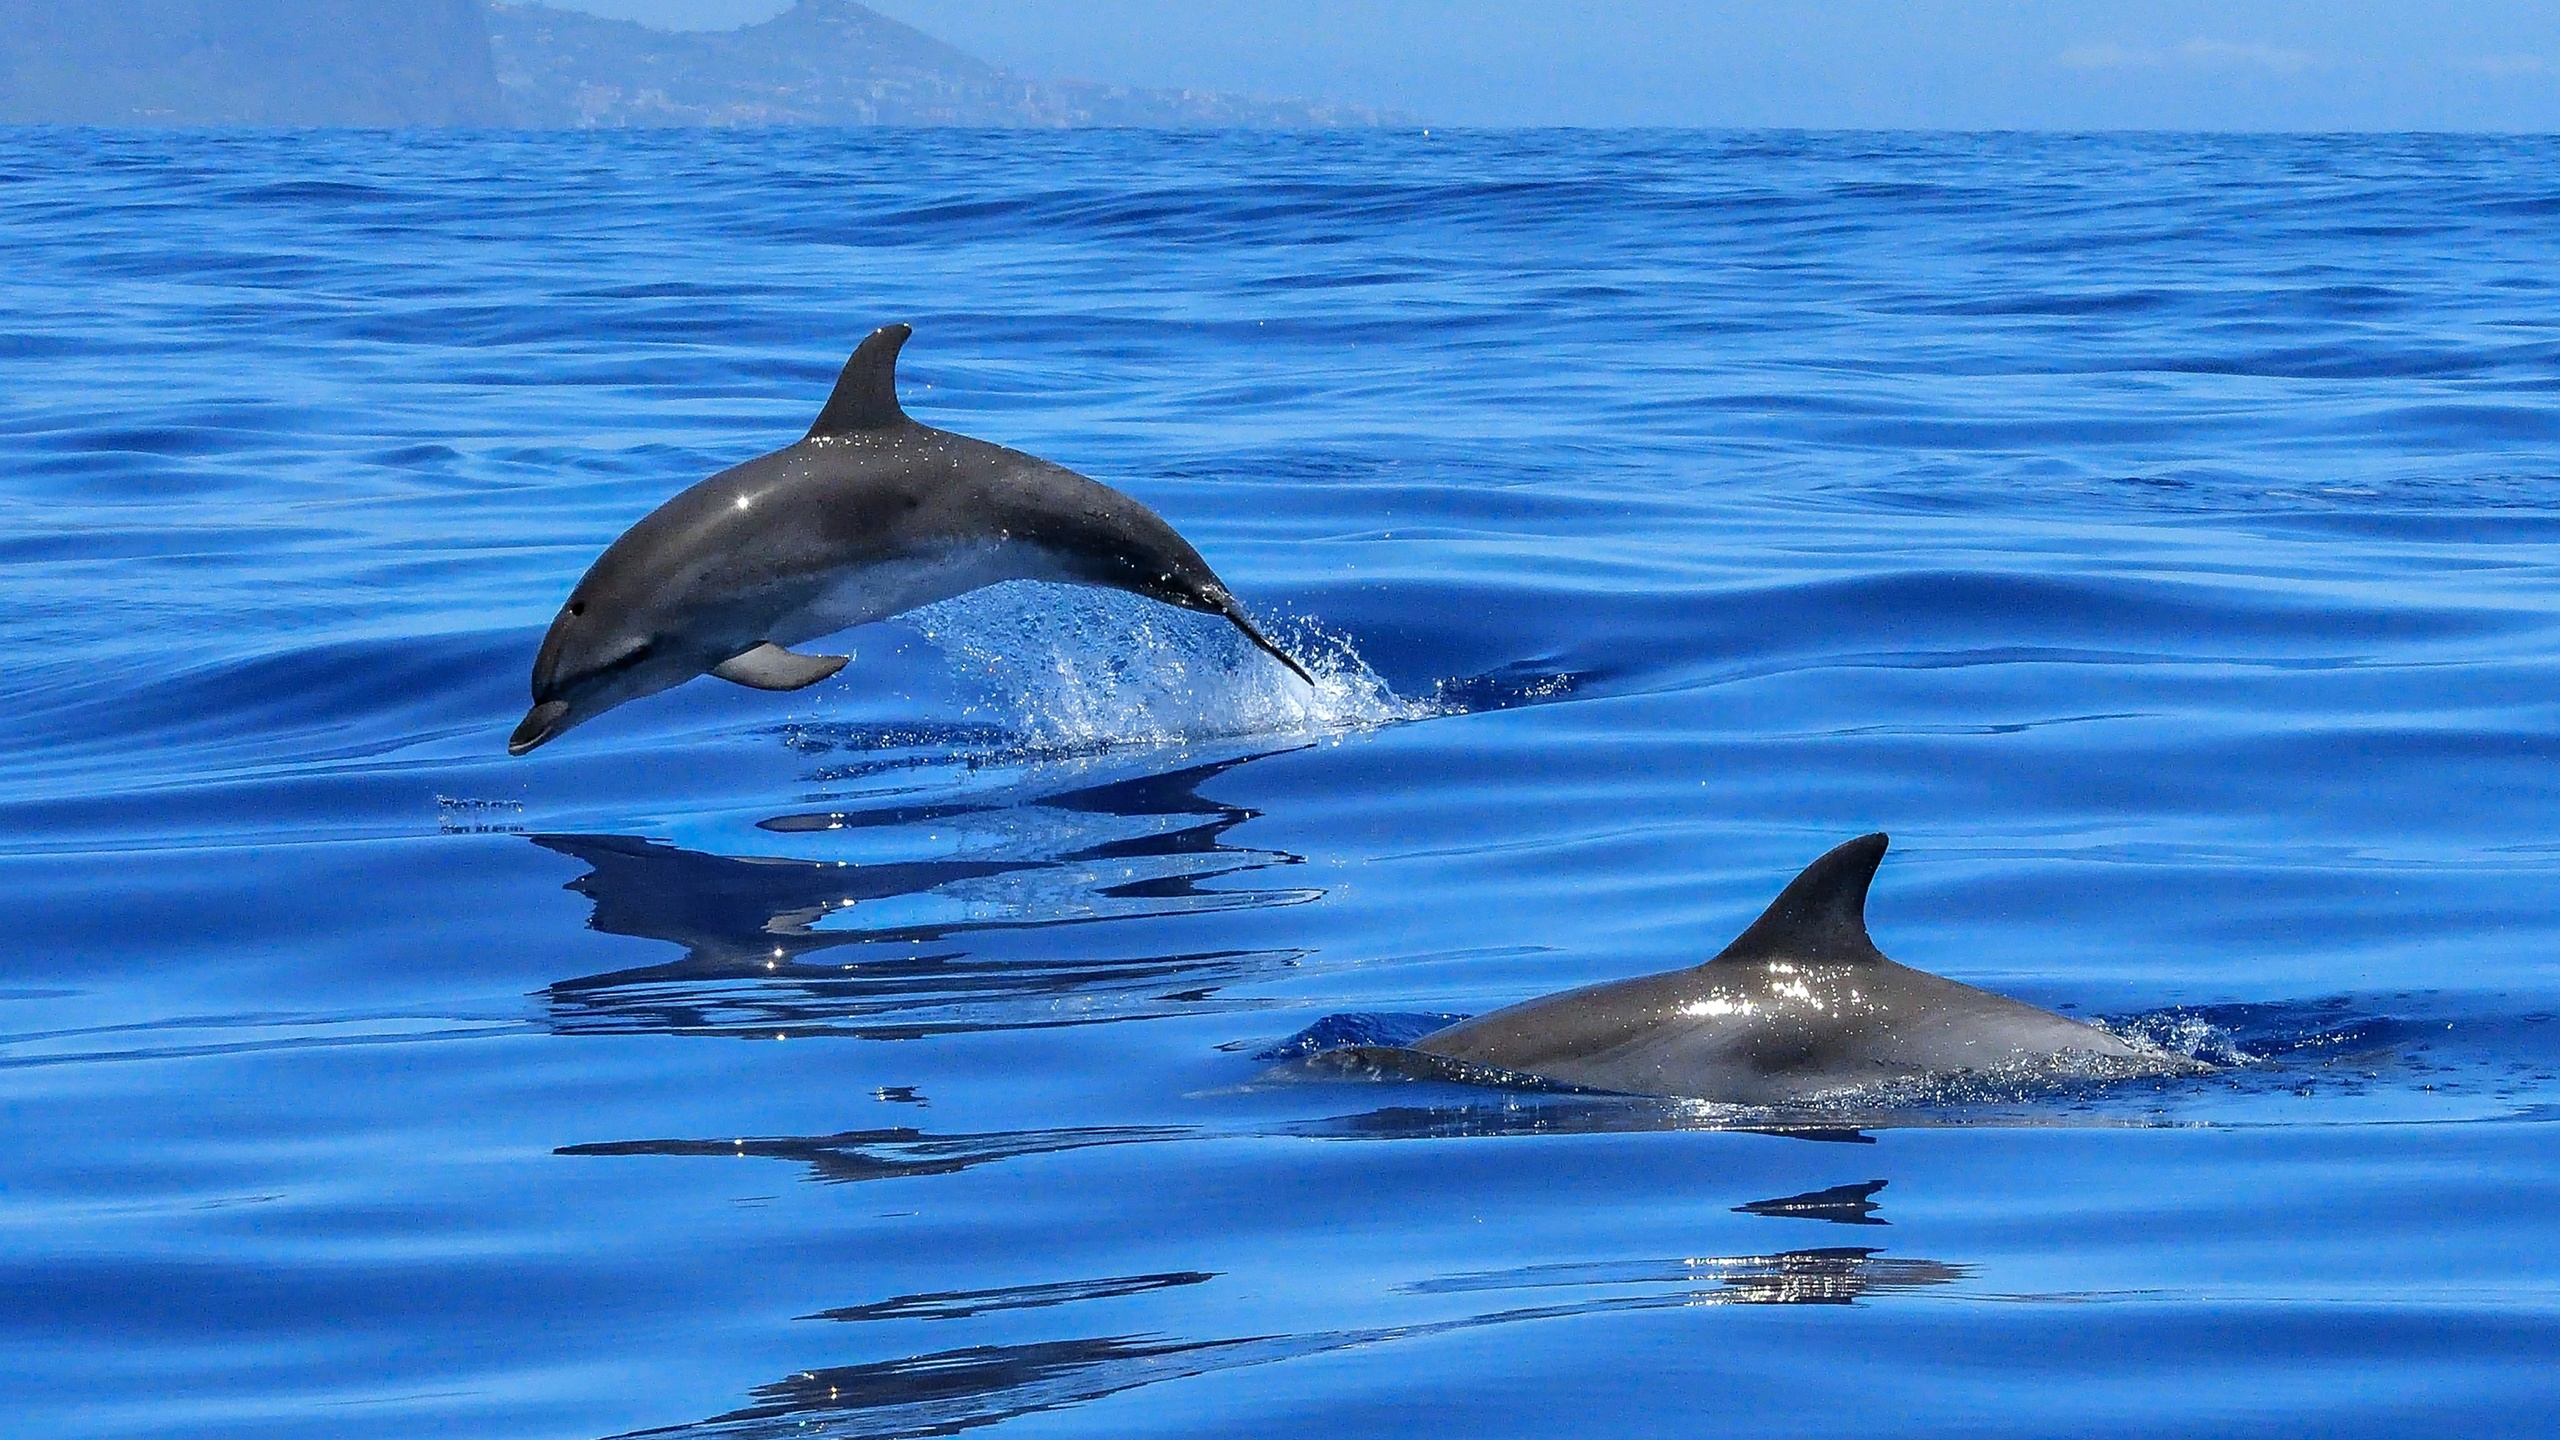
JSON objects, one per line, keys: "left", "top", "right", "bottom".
{"left": 5, "top": 127, "right": 2559, "bottom": 1437}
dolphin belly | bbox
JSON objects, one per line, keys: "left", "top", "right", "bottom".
{"left": 776, "top": 539, "right": 1076, "bottom": 646}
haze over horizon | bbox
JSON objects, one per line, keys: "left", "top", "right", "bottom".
{"left": 559, "top": 0, "right": 2560, "bottom": 131}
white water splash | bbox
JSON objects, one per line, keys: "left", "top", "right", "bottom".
{"left": 908, "top": 582, "right": 1432, "bottom": 751}
{"left": 2096, "top": 1010, "right": 2259, "bottom": 1068}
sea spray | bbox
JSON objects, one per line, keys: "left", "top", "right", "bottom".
{"left": 909, "top": 581, "right": 1431, "bottom": 751}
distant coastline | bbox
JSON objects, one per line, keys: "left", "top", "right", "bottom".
{"left": 489, "top": 1, "right": 1408, "bottom": 129}
{"left": 0, "top": 0, "right": 506, "bottom": 127}
{"left": 0, "top": 0, "right": 1406, "bottom": 129}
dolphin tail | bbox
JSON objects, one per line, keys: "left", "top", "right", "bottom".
{"left": 1214, "top": 599, "right": 1316, "bottom": 686}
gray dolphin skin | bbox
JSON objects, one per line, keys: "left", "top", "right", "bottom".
{"left": 511, "top": 323, "right": 1312, "bottom": 755}
{"left": 1415, "top": 834, "right": 2205, "bottom": 1104}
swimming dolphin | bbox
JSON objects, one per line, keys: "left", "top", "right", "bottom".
{"left": 1414, "top": 834, "right": 2205, "bottom": 1104}
{"left": 510, "top": 324, "right": 1312, "bottom": 755}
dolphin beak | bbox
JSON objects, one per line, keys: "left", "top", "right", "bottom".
{"left": 509, "top": 700, "right": 572, "bottom": 756}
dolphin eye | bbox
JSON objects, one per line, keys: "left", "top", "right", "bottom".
{"left": 567, "top": 601, "right": 586, "bottom": 617}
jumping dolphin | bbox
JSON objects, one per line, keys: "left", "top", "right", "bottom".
{"left": 1414, "top": 834, "right": 2205, "bottom": 1104}
{"left": 510, "top": 324, "right": 1311, "bottom": 755}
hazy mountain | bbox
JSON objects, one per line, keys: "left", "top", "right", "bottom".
{"left": 488, "top": 0, "right": 1404, "bottom": 128}
{"left": 0, "top": 0, "right": 1401, "bottom": 130}
{"left": 0, "top": 0, "right": 505, "bottom": 126}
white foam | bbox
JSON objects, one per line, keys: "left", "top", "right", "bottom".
{"left": 906, "top": 582, "right": 1432, "bottom": 751}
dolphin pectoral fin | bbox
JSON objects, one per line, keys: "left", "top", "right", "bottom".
{"left": 1214, "top": 603, "right": 1315, "bottom": 686}
{"left": 711, "top": 642, "right": 850, "bottom": 692}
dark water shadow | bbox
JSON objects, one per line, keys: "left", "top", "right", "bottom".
{"left": 1736, "top": 1179, "right": 1891, "bottom": 1226}
{"left": 539, "top": 751, "right": 1320, "bottom": 1040}
{"left": 557, "top": 1124, "right": 1189, "bottom": 1186}
{"left": 806, "top": 1272, "right": 1217, "bottom": 1325}
{"left": 619, "top": 1246, "right": 1966, "bottom": 1439}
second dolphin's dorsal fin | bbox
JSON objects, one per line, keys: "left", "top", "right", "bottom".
{"left": 1707, "top": 833, "right": 1891, "bottom": 966}
{"left": 805, "top": 323, "right": 913, "bottom": 439}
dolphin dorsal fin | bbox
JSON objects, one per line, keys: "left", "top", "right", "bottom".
{"left": 1707, "top": 833, "right": 1890, "bottom": 966}
{"left": 805, "top": 323, "right": 913, "bottom": 439}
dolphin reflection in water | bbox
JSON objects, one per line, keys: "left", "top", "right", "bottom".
{"left": 534, "top": 751, "right": 1320, "bottom": 1040}
{"left": 1414, "top": 833, "right": 2207, "bottom": 1104}
{"left": 634, "top": 1238, "right": 1963, "bottom": 1438}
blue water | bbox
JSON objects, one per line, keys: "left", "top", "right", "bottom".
{"left": 6, "top": 127, "right": 2560, "bottom": 1436}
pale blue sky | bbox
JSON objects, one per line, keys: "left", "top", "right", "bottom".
{"left": 550, "top": 1, "right": 2560, "bottom": 130}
